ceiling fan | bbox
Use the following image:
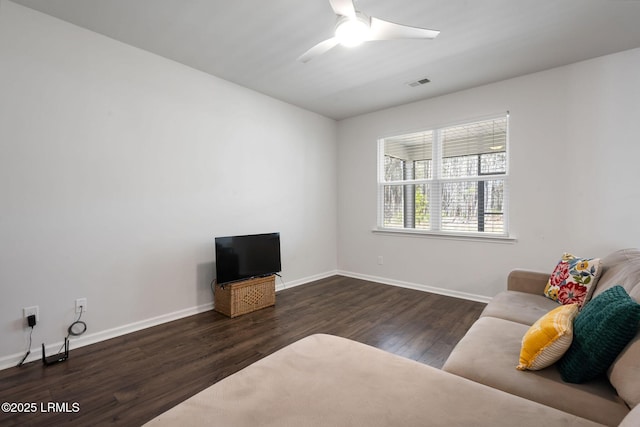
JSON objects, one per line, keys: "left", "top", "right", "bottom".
{"left": 298, "top": 0, "right": 440, "bottom": 63}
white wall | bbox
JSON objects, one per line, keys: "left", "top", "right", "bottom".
{"left": 337, "top": 47, "right": 640, "bottom": 300}
{"left": 0, "top": 1, "right": 337, "bottom": 367}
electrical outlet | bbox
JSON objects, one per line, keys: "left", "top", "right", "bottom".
{"left": 23, "top": 306, "right": 39, "bottom": 322}
{"left": 377, "top": 256, "right": 384, "bottom": 265}
{"left": 75, "top": 298, "right": 87, "bottom": 313}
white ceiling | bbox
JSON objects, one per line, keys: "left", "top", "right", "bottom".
{"left": 10, "top": 0, "right": 640, "bottom": 120}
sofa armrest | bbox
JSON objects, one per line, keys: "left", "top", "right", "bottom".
{"left": 507, "top": 270, "right": 550, "bottom": 294}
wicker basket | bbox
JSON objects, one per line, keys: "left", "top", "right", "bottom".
{"left": 214, "top": 275, "right": 276, "bottom": 318}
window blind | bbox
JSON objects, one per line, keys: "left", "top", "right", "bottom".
{"left": 378, "top": 115, "right": 509, "bottom": 236}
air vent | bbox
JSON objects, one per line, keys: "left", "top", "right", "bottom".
{"left": 407, "top": 78, "right": 431, "bottom": 87}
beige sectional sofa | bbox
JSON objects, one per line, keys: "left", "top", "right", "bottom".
{"left": 444, "top": 248, "right": 640, "bottom": 426}
{"left": 147, "top": 334, "right": 611, "bottom": 427}
{"left": 147, "top": 249, "right": 640, "bottom": 426}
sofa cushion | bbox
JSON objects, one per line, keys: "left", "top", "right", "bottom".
{"left": 594, "top": 248, "right": 640, "bottom": 302}
{"left": 558, "top": 285, "right": 640, "bottom": 384}
{"left": 544, "top": 253, "right": 601, "bottom": 307}
{"left": 442, "top": 316, "right": 629, "bottom": 426}
{"left": 517, "top": 303, "right": 578, "bottom": 371}
{"left": 481, "top": 290, "right": 559, "bottom": 325}
{"left": 609, "top": 335, "right": 640, "bottom": 408}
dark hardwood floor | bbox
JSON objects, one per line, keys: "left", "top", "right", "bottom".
{"left": 0, "top": 276, "right": 485, "bottom": 426}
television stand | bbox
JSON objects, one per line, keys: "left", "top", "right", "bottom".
{"left": 214, "top": 275, "right": 276, "bottom": 318}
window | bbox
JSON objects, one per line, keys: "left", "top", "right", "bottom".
{"left": 378, "top": 115, "right": 509, "bottom": 237}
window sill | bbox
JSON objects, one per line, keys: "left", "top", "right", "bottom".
{"left": 372, "top": 227, "right": 517, "bottom": 243}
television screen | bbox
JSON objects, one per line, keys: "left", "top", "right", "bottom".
{"left": 215, "top": 232, "right": 281, "bottom": 285}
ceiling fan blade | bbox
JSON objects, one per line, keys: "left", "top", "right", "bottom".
{"left": 369, "top": 17, "right": 440, "bottom": 41}
{"left": 329, "top": 0, "right": 356, "bottom": 17}
{"left": 297, "top": 37, "right": 339, "bottom": 63}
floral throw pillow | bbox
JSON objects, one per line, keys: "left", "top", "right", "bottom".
{"left": 543, "top": 253, "right": 601, "bottom": 307}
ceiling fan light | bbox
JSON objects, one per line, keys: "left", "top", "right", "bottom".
{"left": 335, "top": 17, "right": 370, "bottom": 47}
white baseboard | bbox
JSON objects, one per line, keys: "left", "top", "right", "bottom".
{"left": 0, "top": 270, "right": 338, "bottom": 371}
{"left": 2, "top": 270, "right": 483, "bottom": 370}
{"left": 337, "top": 270, "right": 492, "bottom": 304}
{"left": 0, "top": 302, "right": 215, "bottom": 371}
{"left": 275, "top": 270, "right": 338, "bottom": 292}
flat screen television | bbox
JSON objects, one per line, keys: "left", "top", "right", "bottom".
{"left": 215, "top": 232, "right": 281, "bottom": 285}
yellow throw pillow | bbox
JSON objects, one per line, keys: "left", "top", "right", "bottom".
{"left": 517, "top": 303, "right": 579, "bottom": 371}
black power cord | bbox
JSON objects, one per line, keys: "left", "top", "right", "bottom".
{"left": 55, "top": 308, "right": 87, "bottom": 354}
{"left": 16, "top": 322, "right": 35, "bottom": 367}
{"left": 67, "top": 309, "right": 87, "bottom": 337}
{"left": 210, "top": 277, "right": 217, "bottom": 295}
{"left": 275, "top": 273, "right": 286, "bottom": 290}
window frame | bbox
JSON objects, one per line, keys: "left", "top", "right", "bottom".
{"left": 376, "top": 114, "right": 514, "bottom": 241}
